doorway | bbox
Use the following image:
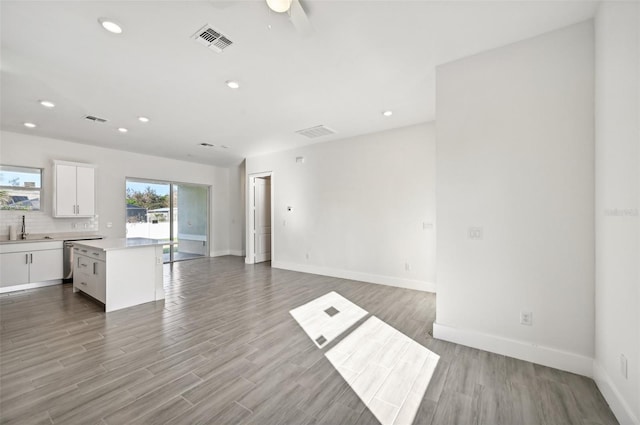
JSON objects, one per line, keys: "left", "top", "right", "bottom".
{"left": 247, "top": 172, "right": 273, "bottom": 264}
{"left": 125, "top": 178, "right": 209, "bottom": 263}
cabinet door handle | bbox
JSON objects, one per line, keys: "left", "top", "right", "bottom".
{"left": 92, "top": 252, "right": 99, "bottom": 256}
{"left": 93, "top": 262, "right": 97, "bottom": 275}
{"left": 80, "top": 281, "right": 87, "bottom": 286}
{"left": 25, "top": 254, "right": 29, "bottom": 264}
{"left": 77, "top": 205, "right": 80, "bottom": 215}
{"left": 30, "top": 253, "right": 33, "bottom": 264}
{"left": 77, "top": 257, "right": 81, "bottom": 267}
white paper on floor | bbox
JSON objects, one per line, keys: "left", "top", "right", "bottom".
{"left": 325, "top": 316, "right": 440, "bottom": 425}
{"left": 289, "top": 291, "right": 368, "bottom": 348}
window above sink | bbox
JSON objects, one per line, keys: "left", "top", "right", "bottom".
{"left": 0, "top": 165, "right": 43, "bottom": 211}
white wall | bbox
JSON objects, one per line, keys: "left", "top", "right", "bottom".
{"left": 228, "top": 160, "right": 246, "bottom": 256}
{"left": 0, "top": 131, "right": 240, "bottom": 257}
{"left": 434, "top": 21, "right": 595, "bottom": 376}
{"left": 594, "top": 2, "right": 640, "bottom": 424}
{"left": 246, "top": 123, "right": 436, "bottom": 292}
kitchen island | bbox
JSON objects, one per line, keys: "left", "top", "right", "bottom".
{"left": 73, "top": 238, "right": 166, "bottom": 312}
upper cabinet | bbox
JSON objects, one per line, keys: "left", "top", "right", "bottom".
{"left": 53, "top": 161, "right": 96, "bottom": 217}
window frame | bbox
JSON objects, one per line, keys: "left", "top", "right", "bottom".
{"left": 0, "top": 164, "right": 44, "bottom": 211}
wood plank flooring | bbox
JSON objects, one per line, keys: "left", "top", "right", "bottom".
{"left": 0, "top": 256, "right": 619, "bottom": 425}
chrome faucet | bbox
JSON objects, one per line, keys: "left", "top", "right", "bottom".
{"left": 21, "top": 215, "right": 27, "bottom": 239}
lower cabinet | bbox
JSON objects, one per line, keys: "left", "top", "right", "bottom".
{"left": 74, "top": 254, "right": 106, "bottom": 303}
{"left": 0, "top": 242, "right": 63, "bottom": 289}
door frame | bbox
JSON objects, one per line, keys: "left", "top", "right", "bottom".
{"left": 246, "top": 171, "right": 274, "bottom": 265}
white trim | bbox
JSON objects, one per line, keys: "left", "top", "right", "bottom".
{"left": 272, "top": 260, "right": 436, "bottom": 293}
{"left": 213, "top": 250, "right": 245, "bottom": 257}
{"left": 593, "top": 361, "right": 640, "bottom": 425}
{"left": 211, "top": 250, "right": 231, "bottom": 257}
{"left": 0, "top": 279, "right": 63, "bottom": 294}
{"left": 433, "top": 322, "right": 594, "bottom": 377}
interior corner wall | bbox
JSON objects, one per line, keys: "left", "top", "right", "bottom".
{"left": 227, "top": 161, "right": 246, "bottom": 256}
{"left": 594, "top": 2, "right": 640, "bottom": 424}
{"left": 434, "top": 21, "right": 595, "bottom": 376}
{"left": 245, "top": 123, "right": 436, "bottom": 292}
{"left": 0, "top": 131, "right": 232, "bottom": 257}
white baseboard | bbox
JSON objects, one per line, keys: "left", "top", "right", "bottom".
{"left": 593, "top": 360, "right": 640, "bottom": 425}
{"left": 433, "top": 322, "right": 594, "bottom": 377}
{"left": 271, "top": 261, "right": 435, "bottom": 293}
{"left": 211, "top": 250, "right": 245, "bottom": 257}
{"left": 0, "top": 279, "right": 63, "bottom": 294}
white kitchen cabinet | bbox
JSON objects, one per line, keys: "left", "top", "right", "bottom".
{"left": 73, "top": 239, "right": 164, "bottom": 312}
{"left": 74, "top": 248, "right": 106, "bottom": 304}
{"left": 30, "top": 249, "right": 65, "bottom": 283}
{"left": 54, "top": 161, "right": 96, "bottom": 217}
{"left": 0, "top": 252, "right": 30, "bottom": 286}
{"left": 0, "top": 241, "right": 63, "bottom": 290}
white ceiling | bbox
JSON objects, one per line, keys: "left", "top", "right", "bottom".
{"left": 1, "top": 0, "right": 598, "bottom": 167}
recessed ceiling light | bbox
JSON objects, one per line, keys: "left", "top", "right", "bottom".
{"left": 138, "top": 116, "right": 149, "bottom": 123}
{"left": 226, "top": 80, "right": 240, "bottom": 89}
{"left": 98, "top": 18, "right": 123, "bottom": 34}
{"left": 266, "top": 0, "right": 291, "bottom": 13}
{"left": 24, "top": 122, "right": 36, "bottom": 128}
{"left": 39, "top": 100, "right": 55, "bottom": 108}
{"left": 383, "top": 110, "right": 393, "bottom": 117}
{"left": 118, "top": 127, "right": 128, "bottom": 133}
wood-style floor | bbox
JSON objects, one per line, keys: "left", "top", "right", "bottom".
{"left": 0, "top": 256, "right": 618, "bottom": 425}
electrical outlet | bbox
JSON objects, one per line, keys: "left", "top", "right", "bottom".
{"left": 620, "top": 354, "right": 628, "bottom": 379}
{"left": 106, "top": 222, "right": 113, "bottom": 228}
{"left": 423, "top": 222, "right": 433, "bottom": 230}
{"left": 468, "top": 227, "right": 483, "bottom": 240}
{"left": 520, "top": 311, "right": 533, "bottom": 326}
{"left": 405, "top": 262, "right": 411, "bottom": 271}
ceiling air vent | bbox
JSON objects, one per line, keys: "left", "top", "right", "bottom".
{"left": 295, "top": 125, "right": 336, "bottom": 139}
{"left": 192, "top": 24, "right": 233, "bottom": 53}
{"left": 84, "top": 115, "right": 107, "bottom": 123}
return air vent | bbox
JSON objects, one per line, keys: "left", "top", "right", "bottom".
{"left": 192, "top": 24, "right": 233, "bottom": 53}
{"left": 295, "top": 125, "right": 336, "bottom": 139}
{"left": 84, "top": 115, "right": 107, "bottom": 123}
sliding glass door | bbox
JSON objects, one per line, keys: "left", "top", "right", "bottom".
{"left": 173, "top": 184, "right": 208, "bottom": 261}
{"left": 125, "top": 179, "right": 209, "bottom": 263}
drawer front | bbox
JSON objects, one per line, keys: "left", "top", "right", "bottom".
{"left": 0, "top": 241, "right": 63, "bottom": 254}
{"left": 74, "top": 246, "right": 106, "bottom": 261}
{"left": 74, "top": 270, "right": 97, "bottom": 299}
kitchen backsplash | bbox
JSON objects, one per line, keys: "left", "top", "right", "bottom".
{"left": 0, "top": 211, "right": 99, "bottom": 237}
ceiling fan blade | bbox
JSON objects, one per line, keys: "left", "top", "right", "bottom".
{"left": 288, "top": 0, "right": 313, "bottom": 37}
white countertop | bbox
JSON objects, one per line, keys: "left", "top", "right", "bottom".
{"left": 74, "top": 237, "right": 172, "bottom": 251}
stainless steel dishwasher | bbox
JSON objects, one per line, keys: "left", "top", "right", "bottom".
{"left": 63, "top": 238, "right": 102, "bottom": 282}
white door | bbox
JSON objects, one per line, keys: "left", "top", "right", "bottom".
{"left": 0, "top": 252, "right": 30, "bottom": 287}
{"left": 76, "top": 166, "right": 95, "bottom": 216}
{"left": 254, "top": 177, "right": 271, "bottom": 263}
{"left": 55, "top": 165, "right": 77, "bottom": 216}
